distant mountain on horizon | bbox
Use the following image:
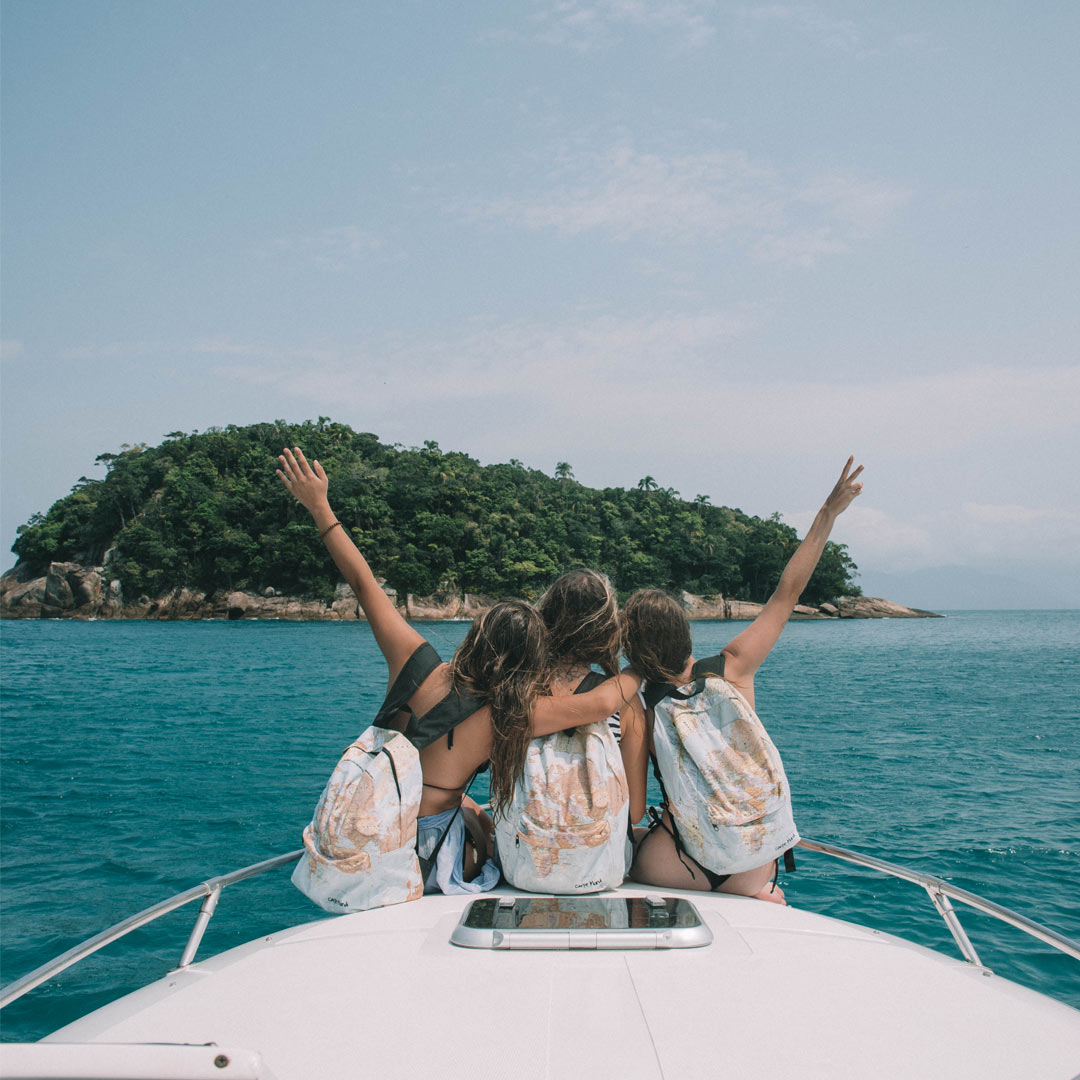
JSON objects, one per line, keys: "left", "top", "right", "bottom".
{"left": 855, "top": 566, "right": 1077, "bottom": 611}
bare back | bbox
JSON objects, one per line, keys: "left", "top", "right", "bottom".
{"left": 384, "top": 663, "right": 494, "bottom": 816}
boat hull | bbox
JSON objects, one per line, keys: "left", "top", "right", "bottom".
{"left": 19, "top": 884, "right": 1080, "bottom": 1080}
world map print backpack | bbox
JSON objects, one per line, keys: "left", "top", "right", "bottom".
{"left": 495, "top": 672, "right": 631, "bottom": 894}
{"left": 292, "top": 642, "right": 485, "bottom": 914}
{"left": 647, "top": 654, "right": 799, "bottom": 877}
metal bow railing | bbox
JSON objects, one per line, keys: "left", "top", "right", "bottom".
{"left": 795, "top": 837, "right": 1080, "bottom": 968}
{"left": 0, "top": 849, "right": 303, "bottom": 1009}
{"left": 2, "top": 839, "right": 1077, "bottom": 1012}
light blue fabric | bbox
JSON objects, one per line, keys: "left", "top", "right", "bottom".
{"left": 417, "top": 807, "right": 500, "bottom": 895}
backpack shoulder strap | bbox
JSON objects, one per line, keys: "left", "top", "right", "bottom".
{"left": 644, "top": 654, "right": 724, "bottom": 710}
{"left": 372, "top": 641, "right": 444, "bottom": 729}
{"left": 642, "top": 681, "right": 668, "bottom": 710}
{"left": 404, "top": 683, "right": 488, "bottom": 750}
{"left": 574, "top": 670, "right": 607, "bottom": 694}
{"left": 692, "top": 653, "right": 725, "bottom": 679}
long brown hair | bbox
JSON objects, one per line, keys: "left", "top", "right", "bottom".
{"left": 537, "top": 569, "right": 621, "bottom": 677}
{"left": 449, "top": 600, "right": 549, "bottom": 817}
{"left": 621, "top": 589, "right": 692, "bottom": 686}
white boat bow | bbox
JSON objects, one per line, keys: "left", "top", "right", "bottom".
{"left": 2, "top": 840, "right": 1078, "bottom": 1080}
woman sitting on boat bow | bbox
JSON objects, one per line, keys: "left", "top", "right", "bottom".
{"left": 620, "top": 457, "right": 864, "bottom": 904}
{"left": 277, "top": 448, "right": 637, "bottom": 899}
{"left": 278, "top": 446, "right": 542, "bottom": 894}
{"left": 495, "top": 569, "right": 634, "bottom": 893}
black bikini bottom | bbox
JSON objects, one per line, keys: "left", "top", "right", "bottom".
{"left": 639, "top": 816, "right": 731, "bottom": 889}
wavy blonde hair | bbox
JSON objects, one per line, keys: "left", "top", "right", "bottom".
{"left": 621, "top": 589, "right": 693, "bottom": 686}
{"left": 450, "top": 600, "right": 549, "bottom": 817}
{"left": 537, "top": 569, "right": 621, "bottom": 678}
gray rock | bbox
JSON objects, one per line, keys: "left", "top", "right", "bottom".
{"left": 791, "top": 603, "right": 829, "bottom": 619}
{"left": 0, "top": 574, "right": 45, "bottom": 606}
{"left": 74, "top": 569, "right": 103, "bottom": 608}
{"left": 44, "top": 563, "right": 78, "bottom": 610}
{"left": 331, "top": 597, "right": 360, "bottom": 620}
{"left": 838, "top": 595, "right": 943, "bottom": 618}
{"left": 681, "top": 592, "right": 727, "bottom": 618}
{"left": 724, "top": 599, "right": 765, "bottom": 620}
{"left": 225, "top": 591, "right": 249, "bottom": 620}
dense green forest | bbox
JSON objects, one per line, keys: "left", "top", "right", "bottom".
{"left": 12, "top": 419, "right": 859, "bottom": 606}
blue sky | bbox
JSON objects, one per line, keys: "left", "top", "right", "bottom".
{"left": 3, "top": 0, "right": 1078, "bottom": 606}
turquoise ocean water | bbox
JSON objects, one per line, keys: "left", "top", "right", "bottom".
{"left": 1, "top": 612, "right": 1078, "bottom": 1040}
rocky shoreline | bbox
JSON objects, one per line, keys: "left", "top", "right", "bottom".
{"left": 0, "top": 561, "right": 943, "bottom": 622}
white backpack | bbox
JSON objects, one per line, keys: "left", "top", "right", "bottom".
{"left": 649, "top": 654, "right": 799, "bottom": 877}
{"left": 293, "top": 726, "right": 424, "bottom": 912}
{"left": 293, "top": 642, "right": 485, "bottom": 913}
{"left": 496, "top": 676, "right": 630, "bottom": 894}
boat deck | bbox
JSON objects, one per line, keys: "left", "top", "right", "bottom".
{"left": 16, "top": 882, "right": 1080, "bottom": 1080}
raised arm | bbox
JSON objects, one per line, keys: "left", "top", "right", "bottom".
{"left": 530, "top": 671, "right": 642, "bottom": 737}
{"left": 722, "top": 457, "right": 864, "bottom": 693}
{"left": 276, "top": 446, "right": 424, "bottom": 682}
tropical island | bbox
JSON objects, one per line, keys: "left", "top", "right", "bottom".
{"left": 0, "top": 419, "right": 938, "bottom": 621}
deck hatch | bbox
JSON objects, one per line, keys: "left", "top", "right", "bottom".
{"left": 449, "top": 896, "right": 713, "bottom": 950}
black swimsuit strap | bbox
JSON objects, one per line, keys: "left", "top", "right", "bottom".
{"left": 370, "top": 641, "right": 488, "bottom": 752}
{"left": 405, "top": 684, "right": 488, "bottom": 750}
{"left": 372, "top": 642, "right": 443, "bottom": 729}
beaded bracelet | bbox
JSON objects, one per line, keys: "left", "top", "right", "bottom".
{"left": 319, "top": 521, "right": 343, "bottom": 540}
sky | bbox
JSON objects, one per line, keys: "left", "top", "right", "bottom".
{"left": 2, "top": 0, "right": 1078, "bottom": 607}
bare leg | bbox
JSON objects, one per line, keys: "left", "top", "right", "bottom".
{"left": 629, "top": 824, "right": 713, "bottom": 892}
{"left": 461, "top": 797, "right": 494, "bottom": 881}
{"left": 631, "top": 813, "right": 787, "bottom": 904}
{"left": 719, "top": 861, "right": 786, "bottom": 906}
{"left": 461, "top": 796, "right": 493, "bottom": 853}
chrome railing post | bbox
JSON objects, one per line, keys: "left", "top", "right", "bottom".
{"left": 176, "top": 885, "right": 223, "bottom": 969}
{"left": 797, "top": 837, "right": 1080, "bottom": 963}
{"left": 924, "top": 885, "right": 983, "bottom": 968}
{"left": 0, "top": 849, "right": 303, "bottom": 1010}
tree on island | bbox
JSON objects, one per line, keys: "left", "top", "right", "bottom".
{"left": 11, "top": 419, "right": 860, "bottom": 607}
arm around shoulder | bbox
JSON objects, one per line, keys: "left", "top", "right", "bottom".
{"left": 530, "top": 671, "right": 641, "bottom": 737}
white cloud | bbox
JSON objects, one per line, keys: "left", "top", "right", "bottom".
{"left": 752, "top": 227, "right": 850, "bottom": 267}
{"left": 714, "top": 366, "right": 1080, "bottom": 456}
{"left": 785, "top": 505, "right": 934, "bottom": 568}
{"left": 526, "top": 0, "right": 717, "bottom": 51}
{"left": 960, "top": 502, "right": 1051, "bottom": 526}
{"left": 57, "top": 324, "right": 1080, "bottom": 467}
{"left": 795, "top": 174, "right": 914, "bottom": 235}
{"left": 950, "top": 503, "right": 1080, "bottom": 567}
{"left": 201, "top": 315, "right": 1078, "bottom": 452}
{"left": 42, "top": 322, "right": 1077, "bottom": 580}
{"left": 474, "top": 141, "right": 912, "bottom": 265}
{"left": 783, "top": 501, "right": 1080, "bottom": 577}
{"left": 737, "top": 4, "right": 866, "bottom": 55}
{"left": 58, "top": 341, "right": 161, "bottom": 361}
{"left": 271, "top": 226, "right": 386, "bottom": 270}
